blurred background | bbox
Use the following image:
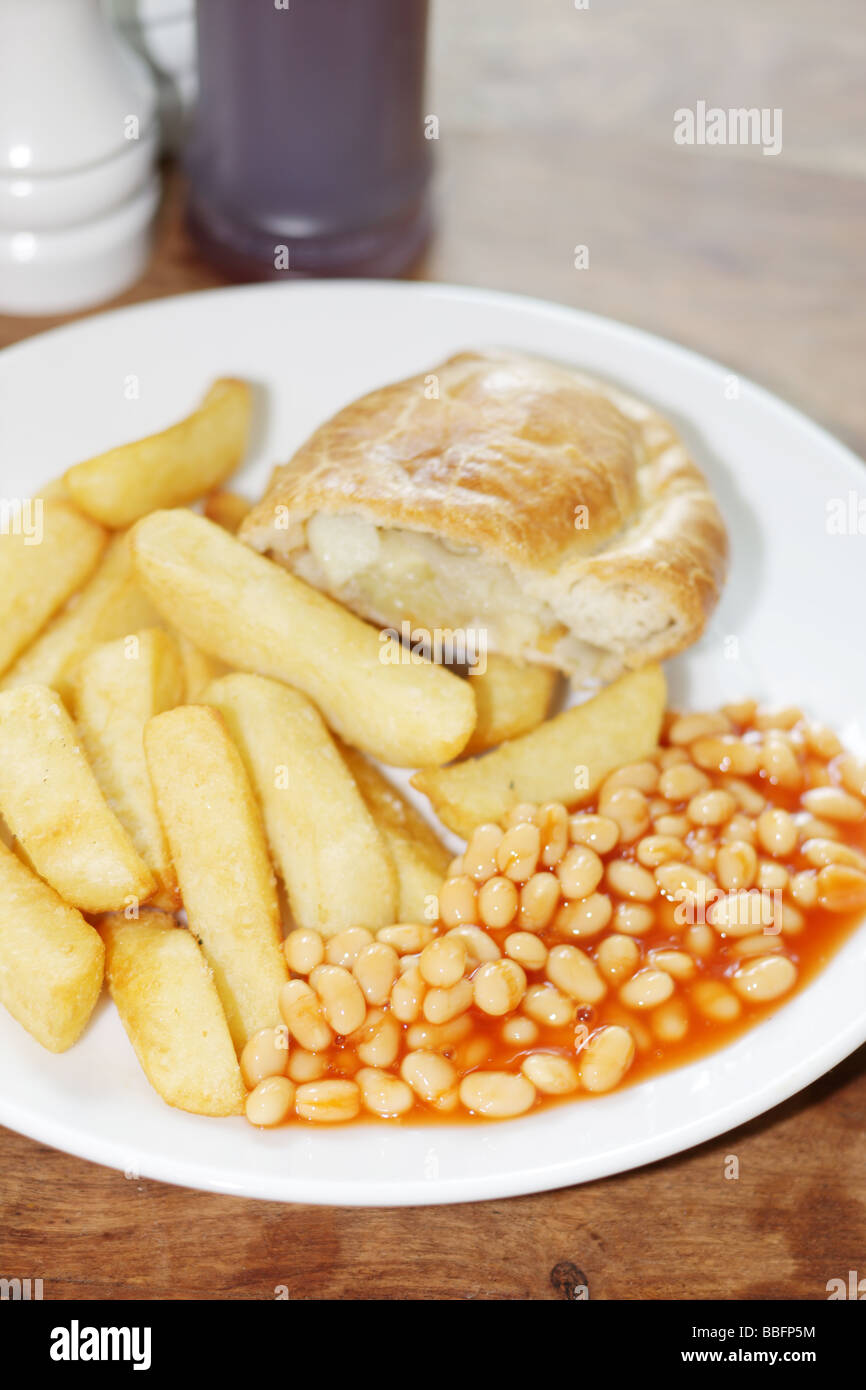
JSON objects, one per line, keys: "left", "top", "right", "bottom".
{"left": 1, "top": 0, "right": 864, "bottom": 452}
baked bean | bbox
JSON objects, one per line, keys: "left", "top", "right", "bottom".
{"left": 760, "top": 737, "right": 802, "bottom": 789}
{"left": 801, "top": 786, "right": 864, "bottom": 823}
{"left": 445, "top": 924, "right": 502, "bottom": 963}
{"left": 353, "top": 1009, "right": 401, "bottom": 1067}
{"left": 523, "top": 983, "right": 576, "bottom": 1027}
{"left": 654, "top": 813, "right": 692, "bottom": 838}
{"left": 648, "top": 949, "right": 695, "bottom": 981}
{"left": 789, "top": 870, "right": 818, "bottom": 908}
{"left": 637, "top": 834, "right": 687, "bottom": 868}
{"left": 690, "top": 836, "right": 718, "bottom": 875}
{"left": 520, "top": 1052, "right": 580, "bottom": 1094}
{"left": 246, "top": 1076, "right": 295, "bottom": 1127}
{"left": 501, "top": 1016, "right": 539, "bottom": 1046}
{"left": 279, "top": 979, "right": 334, "bottom": 1052}
{"left": 438, "top": 875, "right": 478, "bottom": 927}
{"left": 447, "top": 856, "right": 464, "bottom": 876}
{"left": 241, "top": 1026, "right": 289, "bottom": 1088}
{"left": 730, "top": 932, "right": 785, "bottom": 958}
{"left": 692, "top": 735, "right": 760, "bottom": 776}
{"left": 325, "top": 927, "right": 374, "bottom": 968}
{"left": 715, "top": 840, "right": 758, "bottom": 892}
{"left": 777, "top": 901, "right": 805, "bottom": 935}
{"left": 557, "top": 844, "right": 604, "bottom": 899}
{"left": 455, "top": 1037, "right": 493, "bottom": 1073}
{"left": 419, "top": 936, "right": 466, "bottom": 987}
{"left": 295, "top": 1079, "right": 360, "bottom": 1123}
{"left": 755, "top": 706, "right": 803, "bottom": 731}
{"left": 648, "top": 797, "right": 674, "bottom": 819}
{"left": 284, "top": 927, "right": 325, "bottom": 976}
{"left": 596, "top": 933, "right": 641, "bottom": 982}
{"left": 407, "top": 1016, "right": 472, "bottom": 1050}
{"left": 578, "top": 1025, "right": 635, "bottom": 1092}
{"left": 837, "top": 754, "right": 866, "bottom": 800}
{"left": 707, "top": 889, "right": 776, "bottom": 936}
{"left": 505, "top": 931, "right": 548, "bottom": 970}
{"left": 459, "top": 1071, "right": 536, "bottom": 1117}
{"left": 473, "top": 959, "right": 527, "bottom": 1016}
{"left": 400, "top": 1050, "right": 457, "bottom": 1105}
{"left": 816, "top": 864, "right": 866, "bottom": 912}
{"left": 668, "top": 711, "right": 732, "bottom": 744}
{"left": 722, "top": 699, "right": 758, "bottom": 724}
{"left": 651, "top": 998, "right": 690, "bottom": 1042}
{"left": 390, "top": 965, "right": 426, "bottom": 1022}
{"left": 684, "top": 923, "right": 716, "bottom": 957}
{"left": 607, "top": 859, "right": 657, "bottom": 902}
{"left": 687, "top": 788, "right": 737, "bottom": 827}
{"left": 503, "top": 802, "right": 538, "bottom": 828}
{"left": 757, "top": 860, "right": 788, "bottom": 892}
{"left": 569, "top": 813, "right": 620, "bottom": 854}
{"left": 802, "top": 722, "right": 843, "bottom": 759}
{"left": 731, "top": 954, "right": 797, "bottom": 1002}
{"left": 352, "top": 942, "right": 399, "bottom": 1005}
{"left": 723, "top": 777, "right": 767, "bottom": 816}
{"left": 655, "top": 861, "right": 718, "bottom": 904}
{"left": 599, "top": 786, "right": 651, "bottom": 842}
{"left": 463, "top": 823, "right": 503, "bottom": 882}
{"left": 518, "top": 872, "right": 561, "bottom": 929}
{"left": 546, "top": 944, "right": 606, "bottom": 1004}
{"left": 612, "top": 902, "right": 656, "bottom": 936}
{"left": 478, "top": 874, "right": 519, "bottom": 928}
{"left": 537, "top": 802, "right": 570, "bottom": 867}
{"left": 553, "top": 892, "right": 613, "bottom": 940}
{"left": 287, "top": 1048, "right": 327, "bottom": 1082}
{"left": 356, "top": 1068, "right": 415, "bottom": 1118}
{"left": 658, "top": 762, "right": 711, "bottom": 802}
{"left": 755, "top": 808, "right": 797, "bottom": 859}
{"left": 309, "top": 964, "right": 367, "bottom": 1036}
{"left": 690, "top": 979, "right": 741, "bottom": 1022}
{"left": 619, "top": 968, "right": 675, "bottom": 1010}
{"left": 423, "top": 977, "right": 474, "bottom": 1024}
{"left": 496, "top": 821, "right": 541, "bottom": 881}
{"left": 720, "top": 813, "right": 758, "bottom": 845}
{"left": 801, "top": 838, "right": 866, "bottom": 871}
{"left": 602, "top": 761, "right": 659, "bottom": 797}
{"left": 377, "top": 923, "right": 435, "bottom": 954}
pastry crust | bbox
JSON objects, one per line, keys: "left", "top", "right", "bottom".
{"left": 241, "top": 350, "right": 728, "bottom": 679}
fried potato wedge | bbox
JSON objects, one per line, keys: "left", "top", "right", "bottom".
{"left": 1, "top": 532, "right": 160, "bottom": 701}
{"left": 0, "top": 684, "right": 156, "bottom": 910}
{"left": 174, "top": 633, "right": 230, "bottom": 701}
{"left": 64, "top": 378, "right": 252, "bottom": 528}
{"left": 0, "top": 840, "right": 104, "bottom": 1052}
{"left": 206, "top": 673, "right": 397, "bottom": 937}
{"left": 0, "top": 499, "right": 105, "bottom": 676}
{"left": 339, "top": 742, "right": 451, "bottom": 921}
{"left": 131, "top": 510, "right": 476, "bottom": 767}
{"left": 203, "top": 490, "right": 252, "bottom": 534}
{"left": 71, "top": 629, "right": 185, "bottom": 904}
{"left": 99, "top": 912, "right": 246, "bottom": 1116}
{"left": 464, "top": 654, "right": 559, "bottom": 756}
{"left": 144, "top": 704, "right": 287, "bottom": 1049}
{"left": 412, "top": 665, "right": 667, "bottom": 838}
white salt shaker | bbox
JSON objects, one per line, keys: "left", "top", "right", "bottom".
{"left": 104, "top": 0, "right": 196, "bottom": 152}
{"left": 0, "top": 0, "right": 160, "bottom": 315}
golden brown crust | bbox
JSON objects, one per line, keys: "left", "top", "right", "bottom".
{"left": 242, "top": 350, "right": 728, "bottom": 675}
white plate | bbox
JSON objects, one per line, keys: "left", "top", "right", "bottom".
{"left": 0, "top": 281, "right": 864, "bottom": 1206}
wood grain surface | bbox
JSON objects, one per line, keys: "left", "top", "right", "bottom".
{"left": 1, "top": 0, "right": 864, "bottom": 1300}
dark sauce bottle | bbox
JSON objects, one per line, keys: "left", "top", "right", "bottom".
{"left": 185, "top": 0, "right": 432, "bottom": 278}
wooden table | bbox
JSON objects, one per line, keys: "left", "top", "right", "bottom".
{"left": 1, "top": 0, "right": 864, "bottom": 1300}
